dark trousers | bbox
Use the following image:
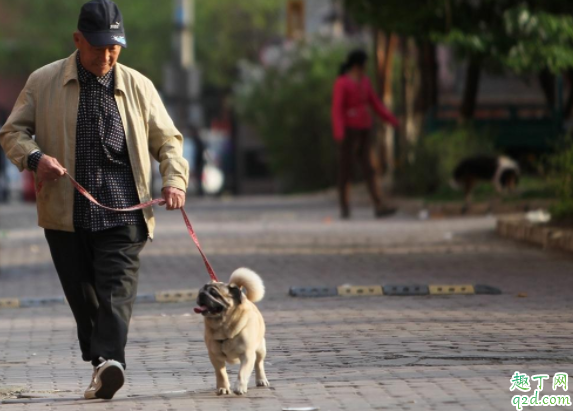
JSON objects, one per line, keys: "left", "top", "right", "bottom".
{"left": 338, "top": 128, "right": 382, "bottom": 215}
{"left": 45, "top": 225, "right": 147, "bottom": 369}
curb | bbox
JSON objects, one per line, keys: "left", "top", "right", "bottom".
{"left": 497, "top": 215, "right": 573, "bottom": 254}
{"left": 288, "top": 284, "right": 502, "bottom": 298}
{"left": 0, "top": 289, "right": 200, "bottom": 310}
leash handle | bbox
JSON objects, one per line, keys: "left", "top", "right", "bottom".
{"left": 38, "top": 173, "right": 220, "bottom": 282}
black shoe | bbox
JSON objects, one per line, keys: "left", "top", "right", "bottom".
{"left": 340, "top": 209, "right": 350, "bottom": 220}
{"left": 375, "top": 206, "right": 397, "bottom": 218}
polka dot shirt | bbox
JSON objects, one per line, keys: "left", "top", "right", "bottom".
{"left": 72, "top": 53, "right": 145, "bottom": 232}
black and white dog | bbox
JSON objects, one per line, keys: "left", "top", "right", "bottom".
{"left": 451, "top": 155, "right": 520, "bottom": 208}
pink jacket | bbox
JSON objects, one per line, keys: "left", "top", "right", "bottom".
{"left": 331, "top": 74, "right": 399, "bottom": 141}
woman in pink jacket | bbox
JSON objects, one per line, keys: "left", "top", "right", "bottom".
{"left": 332, "top": 49, "right": 399, "bottom": 219}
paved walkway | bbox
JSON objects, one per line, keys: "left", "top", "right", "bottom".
{"left": 1, "top": 196, "right": 573, "bottom": 410}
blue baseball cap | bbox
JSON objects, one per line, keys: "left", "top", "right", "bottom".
{"left": 77, "top": 0, "right": 127, "bottom": 48}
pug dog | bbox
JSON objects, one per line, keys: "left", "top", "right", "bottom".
{"left": 194, "top": 267, "right": 269, "bottom": 395}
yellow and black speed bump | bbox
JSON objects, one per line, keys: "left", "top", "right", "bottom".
{"left": 154, "top": 289, "right": 198, "bottom": 303}
{"left": 383, "top": 285, "right": 429, "bottom": 296}
{"left": 0, "top": 289, "right": 202, "bottom": 310}
{"left": 0, "top": 283, "right": 503, "bottom": 309}
{"left": 289, "top": 286, "right": 338, "bottom": 298}
{"left": 0, "top": 298, "right": 20, "bottom": 308}
{"left": 19, "top": 297, "right": 65, "bottom": 307}
{"left": 474, "top": 284, "right": 502, "bottom": 295}
{"left": 288, "top": 284, "right": 501, "bottom": 298}
{"left": 337, "top": 285, "right": 384, "bottom": 296}
{"left": 429, "top": 284, "right": 474, "bottom": 295}
{"left": 135, "top": 294, "right": 157, "bottom": 304}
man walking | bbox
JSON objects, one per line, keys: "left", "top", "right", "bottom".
{"left": 0, "top": 0, "right": 188, "bottom": 400}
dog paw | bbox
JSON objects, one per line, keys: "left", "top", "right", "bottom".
{"left": 217, "top": 387, "right": 231, "bottom": 395}
{"left": 233, "top": 382, "right": 248, "bottom": 395}
{"left": 256, "top": 378, "right": 270, "bottom": 387}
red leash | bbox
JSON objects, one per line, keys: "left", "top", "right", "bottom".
{"left": 38, "top": 173, "right": 219, "bottom": 283}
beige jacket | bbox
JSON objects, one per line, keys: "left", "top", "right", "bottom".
{"left": 0, "top": 51, "right": 188, "bottom": 238}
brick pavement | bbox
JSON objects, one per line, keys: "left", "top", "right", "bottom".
{"left": 1, "top": 197, "right": 573, "bottom": 410}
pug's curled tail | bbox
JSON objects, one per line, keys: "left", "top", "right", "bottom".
{"left": 229, "top": 267, "right": 265, "bottom": 302}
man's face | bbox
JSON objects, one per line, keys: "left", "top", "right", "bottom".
{"left": 73, "top": 32, "right": 121, "bottom": 77}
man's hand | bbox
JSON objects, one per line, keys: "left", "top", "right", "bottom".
{"left": 161, "top": 186, "right": 186, "bottom": 210}
{"left": 37, "top": 155, "right": 67, "bottom": 182}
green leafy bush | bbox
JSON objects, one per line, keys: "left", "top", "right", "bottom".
{"left": 547, "top": 136, "right": 573, "bottom": 220}
{"left": 393, "top": 139, "right": 441, "bottom": 196}
{"left": 395, "top": 126, "right": 496, "bottom": 196}
{"left": 234, "top": 40, "right": 351, "bottom": 192}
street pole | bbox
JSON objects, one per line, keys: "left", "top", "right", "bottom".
{"left": 161, "top": 0, "right": 203, "bottom": 197}
{"left": 164, "top": 0, "right": 202, "bottom": 130}
{"left": 175, "top": 0, "right": 194, "bottom": 69}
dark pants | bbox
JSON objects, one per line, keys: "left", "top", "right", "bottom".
{"left": 338, "top": 128, "right": 382, "bottom": 215}
{"left": 45, "top": 225, "right": 147, "bottom": 369}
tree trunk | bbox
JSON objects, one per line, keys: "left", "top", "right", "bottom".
{"left": 398, "top": 37, "right": 422, "bottom": 153}
{"left": 563, "top": 69, "right": 573, "bottom": 119}
{"left": 373, "top": 30, "right": 398, "bottom": 179}
{"left": 416, "top": 41, "right": 438, "bottom": 113}
{"left": 538, "top": 68, "right": 555, "bottom": 110}
{"left": 460, "top": 58, "right": 481, "bottom": 121}
{"left": 399, "top": 37, "right": 409, "bottom": 159}
{"left": 374, "top": 30, "right": 398, "bottom": 99}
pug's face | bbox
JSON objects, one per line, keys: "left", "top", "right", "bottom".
{"left": 195, "top": 282, "right": 242, "bottom": 318}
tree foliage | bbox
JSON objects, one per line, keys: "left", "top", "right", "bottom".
{"left": 0, "top": 0, "right": 283, "bottom": 90}
{"left": 498, "top": 6, "right": 573, "bottom": 74}
{"left": 435, "top": 1, "right": 573, "bottom": 75}
{"left": 0, "top": 0, "right": 172, "bottom": 83}
{"left": 345, "top": 0, "right": 573, "bottom": 75}
{"left": 344, "top": 0, "right": 448, "bottom": 38}
{"left": 195, "top": 0, "right": 283, "bottom": 90}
